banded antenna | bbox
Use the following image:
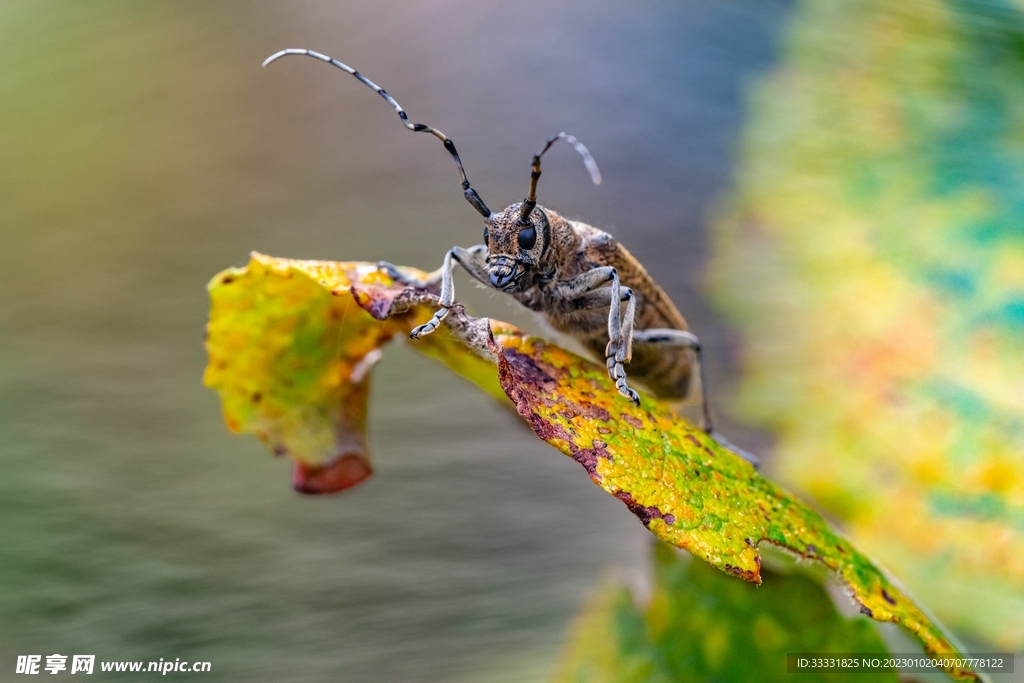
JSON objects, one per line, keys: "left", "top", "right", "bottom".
{"left": 519, "top": 132, "right": 601, "bottom": 224}
{"left": 263, "top": 48, "right": 492, "bottom": 218}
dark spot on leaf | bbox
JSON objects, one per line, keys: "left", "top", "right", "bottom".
{"left": 882, "top": 589, "right": 896, "bottom": 605}
{"left": 273, "top": 444, "right": 288, "bottom": 457}
{"left": 806, "top": 543, "right": 818, "bottom": 556}
{"left": 614, "top": 491, "right": 674, "bottom": 529}
{"left": 252, "top": 392, "right": 262, "bottom": 403}
{"left": 859, "top": 605, "right": 874, "bottom": 617}
{"left": 508, "top": 395, "right": 607, "bottom": 481}
{"left": 574, "top": 439, "right": 614, "bottom": 475}
{"left": 558, "top": 402, "right": 610, "bottom": 421}
{"left": 503, "top": 348, "right": 555, "bottom": 388}
{"left": 221, "top": 276, "right": 234, "bottom": 284}
{"left": 580, "top": 402, "right": 611, "bottom": 421}
{"left": 622, "top": 414, "right": 643, "bottom": 429}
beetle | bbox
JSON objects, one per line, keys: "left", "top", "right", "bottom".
{"left": 263, "top": 48, "right": 754, "bottom": 462}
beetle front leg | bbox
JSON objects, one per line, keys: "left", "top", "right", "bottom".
{"left": 408, "top": 245, "right": 489, "bottom": 339}
{"left": 378, "top": 244, "right": 489, "bottom": 290}
{"left": 607, "top": 276, "right": 636, "bottom": 363}
{"left": 605, "top": 285, "right": 638, "bottom": 404}
{"left": 376, "top": 261, "right": 439, "bottom": 289}
{"left": 561, "top": 276, "right": 639, "bottom": 405}
{"left": 551, "top": 266, "right": 633, "bottom": 361}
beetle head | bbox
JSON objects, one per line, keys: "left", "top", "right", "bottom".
{"left": 482, "top": 204, "right": 550, "bottom": 291}
{"left": 479, "top": 133, "right": 600, "bottom": 292}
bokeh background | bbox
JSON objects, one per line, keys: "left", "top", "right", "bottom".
{"left": 3, "top": 0, "right": 1023, "bottom": 681}
{"left": 711, "top": 0, "right": 1024, "bottom": 655}
{"left": 0, "top": 1, "right": 787, "bottom": 681}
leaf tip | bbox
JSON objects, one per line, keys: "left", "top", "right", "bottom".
{"left": 292, "top": 454, "right": 373, "bottom": 495}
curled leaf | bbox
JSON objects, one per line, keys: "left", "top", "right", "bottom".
{"left": 203, "top": 253, "right": 501, "bottom": 494}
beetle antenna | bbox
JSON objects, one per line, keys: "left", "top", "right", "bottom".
{"left": 519, "top": 132, "right": 601, "bottom": 223}
{"left": 263, "top": 48, "right": 492, "bottom": 218}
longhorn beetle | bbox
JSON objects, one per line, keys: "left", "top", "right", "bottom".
{"left": 263, "top": 49, "right": 756, "bottom": 464}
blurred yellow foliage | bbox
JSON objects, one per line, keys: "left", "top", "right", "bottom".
{"left": 711, "top": 0, "right": 1024, "bottom": 647}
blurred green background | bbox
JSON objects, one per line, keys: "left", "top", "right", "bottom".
{"left": 0, "top": 1, "right": 789, "bottom": 681}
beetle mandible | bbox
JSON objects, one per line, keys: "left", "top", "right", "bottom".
{"left": 263, "top": 49, "right": 754, "bottom": 462}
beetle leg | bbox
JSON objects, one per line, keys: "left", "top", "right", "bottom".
{"left": 551, "top": 266, "right": 634, "bottom": 358}
{"left": 630, "top": 328, "right": 758, "bottom": 468}
{"left": 376, "top": 261, "right": 438, "bottom": 288}
{"left": 605, "top": 284, "right": 637, "bottom": 403}
{"left": 452, "top": 244, "right": 492, "bottom": 287}
{"left": 551, "top": 266, "right": 617, "bottom": 297}
{"left": 377, "top": 244, "right": 488, "bottom": 289}
{"left": 558, "top": 271, "right": 638, "bottom": 405}
{"left": 376, "top": 259, "right": 432, "bottom": 286}
{"left": 608, "top": 280, "right": 636, "bottom": 363}
{"left": 630, "top": 329, "right": 707, "bottom": 427}
{"left": 407, "top": 245, "right": 488, "bottom": 339}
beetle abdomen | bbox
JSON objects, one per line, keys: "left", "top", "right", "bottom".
{"left": 547, "top": 221, "right": 695, "bottom": 400}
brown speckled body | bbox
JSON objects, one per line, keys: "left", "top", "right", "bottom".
{"left": 487, "top": 204, "right": 693, "bottom": 399}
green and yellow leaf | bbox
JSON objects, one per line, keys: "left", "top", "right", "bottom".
{"left": 204, "top": 253, "right": 978, "bottom": 680}
{"left": 552, "top": 543, "right": 896, "bottom": 683}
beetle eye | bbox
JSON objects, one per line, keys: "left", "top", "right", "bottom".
{"left": 517, "top": 225, "right": 536, "bottom": 250}
{"left": 483, "top": 226, "right": 489, "bottom": 246}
